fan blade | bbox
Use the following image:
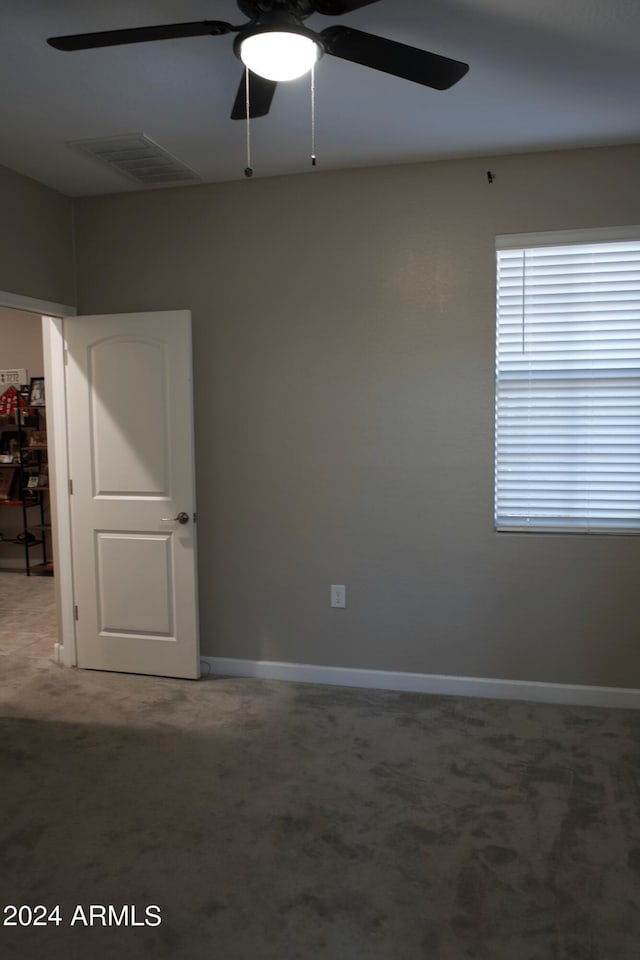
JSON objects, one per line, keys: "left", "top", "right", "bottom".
{"left": 231, "top": 71, "right": 278, "bottom": 120}
{"left": 321, "top": 26, "right": 468, "bottom": 90}
{"left": 314, "top": 0, "right": 381, "bottom": 14}
{"left": 47, "top": 20, "right": 236, "bottom": 52}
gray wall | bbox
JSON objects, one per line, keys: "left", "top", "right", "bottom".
{"left": 74, "top": 143, "right": 640, "bottom": 688}
{"left": 0, "top": 163, "right": 75, "bottom": 306}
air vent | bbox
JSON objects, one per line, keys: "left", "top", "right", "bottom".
{"left": 69, "top": 134, "right": 201, "bottom": 185}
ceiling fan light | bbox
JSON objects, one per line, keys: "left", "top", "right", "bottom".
{"left": 240, "top": 31, "right": 320, "bottom": 82}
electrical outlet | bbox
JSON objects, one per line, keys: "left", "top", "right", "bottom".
{"left": 330, "top": 584, "right": 346, "bottom": 609}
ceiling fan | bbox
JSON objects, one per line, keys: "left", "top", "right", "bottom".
{"left": 47, "top": 0, "right": 469, "bottom": 121}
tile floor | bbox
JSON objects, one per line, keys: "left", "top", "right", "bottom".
{"left": 0, "top": 568, "right": 57, "bottom": 660}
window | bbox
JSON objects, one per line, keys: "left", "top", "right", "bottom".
{"left": 495, "top": 227, "right": 640, "bottom": 533}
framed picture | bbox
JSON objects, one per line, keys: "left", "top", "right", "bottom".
{"left": 0, "top": 430, "right": 19, "bottom": 455}
{"left": 29, "top": 430, "right": 47, "bottom": 448}
{"left": 0, "top": 369, "right": 27, "bottom": 387}
{"left": 0, "top": 466, "right": 17, "bottom": 501}
{"left": 29, "top": 377, "right": 45, "bottom": 407}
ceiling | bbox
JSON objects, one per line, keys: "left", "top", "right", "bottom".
{"left": 1, "top": 0, "right": 639, "bottom": 197}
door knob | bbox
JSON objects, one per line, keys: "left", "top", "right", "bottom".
{"left": 161, "top": 511, "right": 190, "bottom": 524}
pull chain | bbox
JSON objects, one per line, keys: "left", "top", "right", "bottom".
{"left": 244, "top": 70, "right": 253, "bottom": 178}
{"left": 244, "top": 66, "right": 316, "bottom": 175}
{"left": 310, "top": 63, "right": 317, "bottom": 167}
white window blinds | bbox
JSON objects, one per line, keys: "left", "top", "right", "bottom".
{"left": 495, "top": 231, "right": 640, "bottom": 533}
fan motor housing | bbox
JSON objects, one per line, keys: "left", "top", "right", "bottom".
{"left": 233, "top": 10, "right": 325, "bottom": 62}
{"left": 237, "top": 1, "right": 316, "bottom": 22}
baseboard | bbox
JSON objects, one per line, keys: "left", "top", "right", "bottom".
{"left": 201, "top": 656, "right": 640, "bottom": 709}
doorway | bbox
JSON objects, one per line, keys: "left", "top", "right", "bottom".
{"left": 0, "top": 304, "right": 60, "bottom": 661}
{"left": 0, "top": 290, "right": 76, "bottom": 667}
{"left": 1, "top": 294, "right": 200, "bottom": 678}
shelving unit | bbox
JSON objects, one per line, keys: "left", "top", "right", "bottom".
{"left": 0, "top": 385, "right": 53, "bottom": 576}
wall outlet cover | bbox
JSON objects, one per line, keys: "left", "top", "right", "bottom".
{"left": 331, "top": 584, "right": 346, "bottom": 609}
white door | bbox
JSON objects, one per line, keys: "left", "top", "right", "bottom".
{"left": 65, "top": 310, "right": 199, "bottom": 679}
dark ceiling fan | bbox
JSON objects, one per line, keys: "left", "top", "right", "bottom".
{"left": 47, "top": 0, "right": 469, "bottom": 121}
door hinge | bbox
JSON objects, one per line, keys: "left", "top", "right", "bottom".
{"left": 64, "top": 348, "right": 69, "bottom": 366}
{"left": 74, "top": 604, "right": 78, "bottom": 621}
{"left": 69, "top": 478, "right": 73, "bottom": 495}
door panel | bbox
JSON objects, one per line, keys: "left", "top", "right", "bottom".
{"left": 65, "top": 310, "right": 199, "bottom": 679}
{"left": 95, "top": 532, "right": 174, "bottom": 636}
{"left": 89, "top": 337, "right": 170, "bottom": 496}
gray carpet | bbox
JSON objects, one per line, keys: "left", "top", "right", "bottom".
{"left": 1, "top": 650, "right": 640, "bottom": 959}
